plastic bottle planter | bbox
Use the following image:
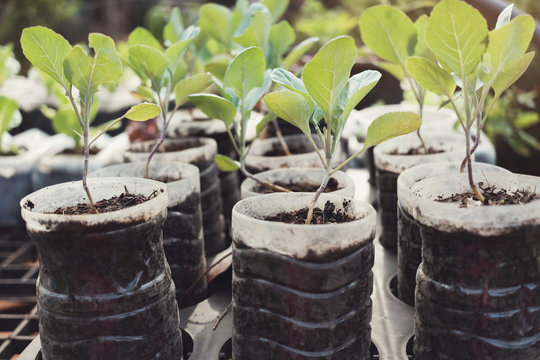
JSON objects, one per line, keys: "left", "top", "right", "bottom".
{"left": 396, "top": 162, "right": 510, "bottom": 306}
{"left": 240, "top": 167, "right": 355, "bottom": 199}
{"left": 166, "top": 109, "right": 241, "bottom": 240}
{"left": 244, "top": 134, "right": 326, "bottom": 174}
{"left": 89, "top": 161, "right": 207, "bottom": 307}
{"left": 231, "top": 193, "right": 376, "bottom": 359}
{"left": 19, "top": 177, "right": 183, "bottom": 360}
{"left": 410, "top": 173, "right": 540, "bottom": 359}
{"left": 31, "top": 153, "right": 104, "bottom": 191}
{"left": 345, "top": 104, "right": 457, "bottom": 187}
{"left": 373, "top": 133, "right": 464, "bottom": 252}
{"left": 124, "top": 137, "right": 226, "bottom": 256}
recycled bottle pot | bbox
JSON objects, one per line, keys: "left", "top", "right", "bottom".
{"left": 240, "top": 167, "right": 355, "bottom": 199}
{"left": 166, "top": 109, "right": 240, "bottom": 235}
{"left": 396, "top": 162, "right": 510, "bottom": 306}
{"left": 90, "top": 161, "right": 207, "bottom": 307}
{"left": 124, "top": 137, "right": 226, "bottom": 256}
{"left": 373, "top": 133, "right": 464, "bottom": 252}
{"left": 410, "top": 173, "right": 540, "bottom": 359}
{"left": 20, "top": 177, "right": 183, "bottom": 360}
{"left": 231, "top": 193, "right": 376, "bottom": 359}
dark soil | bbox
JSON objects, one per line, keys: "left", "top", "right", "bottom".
{"left": 253, "top": 177, "right": 340, "bottom": 194}
{"left": 153, "top": 176, "right": 182, "bottom": 183}
{"left": 61, "top": 147, "right": 99, "bottom": 155}
{"left": 263, "top": 141, "right": 313, "bottom": 156}
{"left": 130, "top": 140, "right": 202, "bottom": 153}
{"left": 437, "top": 183, "right": 538, "bottom": 206}
{"left": 389, "top": 146, "right": 443, "bottom": 155}
{"left": 47, "top": 187, "right": 162, "bottom": 215}
{"left": 263, "top": 200, "right": 355, "bottom": 224}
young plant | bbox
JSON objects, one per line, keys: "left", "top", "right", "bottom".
{"left": 0, "top": 44, "right": 20, "bottom": 85}
{"left": 360, "top": 5, "right": 434, "bottom": 153}
{"left": 264, "top": 36, "right": 422, "bottom": 223}
{"left": 404, "top": 0, "right": 535, "bottom": 203}
{"left": 199, "top": 0, "right": 317, "bottom": 80}
{"left": 0, "top": 96, "right": 22, "bottom": 154}
{"left": 126, "top": 12, "right": 213, "bottom": 177}
{"left": 21, "top": 26, "right": 161, "bottom": 211}
{"left": 188, "top": 46, "right": 289, "bottom": 191}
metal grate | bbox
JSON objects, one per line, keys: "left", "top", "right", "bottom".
{"left": 0, "top": 235, "right": 39, "bottom": 360}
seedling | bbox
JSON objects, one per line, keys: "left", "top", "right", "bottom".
{"left": 189, "top": 46, "right": 285, "bottom": 190}
{"left": 264, "top": 36, "right": 422, "bottom": 223}
{"left": 126, "top": 9, "right": 213, "bottom": 177}
{"left": 0, "top": 44, "right": 20, "bottom": 85}
{"left": 0, "top": 96, "right": 22, "bottom": 154}
{"left": 360, "top": 5, "right": 434, "bottom": 153}
{"left": 405, "top": 0, "right": 535, "bottom": 203}
{"left": 21, "top": 26, "right": 161, "bottom": 211}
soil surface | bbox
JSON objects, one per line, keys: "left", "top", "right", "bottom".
{"left": 437, "top": 183, "right": 538, "bottom": 206}
{"left": 46, "top": 187, "right": 161, "bottom": 215}
{"left": 253, "top": 178, "right": 340, "bottom": 194}
{"left": 263, "top": 200, "right": 355, "bottom": 224}
{"left": 263, "top": 141, "right": 313, "bottom": 156}
{"left": 153, "top": 176, "right": 182, "bottom": 183}
{"left": 389, "top": 146, "right": 443, "bottom": 155}
{"left": 131, "top": 140, "right": 202, "bottom": 153}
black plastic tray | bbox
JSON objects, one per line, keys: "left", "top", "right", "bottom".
{"left": 15, "top": 169, "right": 416, "bottom": 360}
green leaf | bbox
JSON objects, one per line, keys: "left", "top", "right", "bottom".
{"left": 302, "top": 36, "right": 356, "bottom": 125}
{"left": 261, "top": 0, "right": 289, "bottom": 21}
{"left": 414, "top": 15, "right": 435, "bottom": 60}
{"left": 363, "top": 111, "right": 422, "bottom": 149}
{"left": 269, "top": 21, "right": 295, "bottom": 68}
{"left": 244, "top": 69, "right": 272, "bottom": 113}
{"left": 496, "top": 4, "right": 514, "bottom": 29}
{"left": 359, "top": 5, "right": 416, "bottom": 65}
{"left": 425, "top": 0, "right": 488, "bottom": 76}
{"left": 128, "top": 27, "right": 163, "bottom": 50}
{"left": 515, "top": 111, "right": 539, "bottom": 129}
{"left": 0, "top": 96, "right": 19, "bottom": 138}
{"left": 232, "top": 0, "right": 249, "bottom": 30}
{"left": 20, "top": 26, "right": 72, "bottom": 89}
{"left": 480, "top": 15, "right": 535, "bottom": 90}
{"left": 206, "top": 57, "right": 230, "bottom": 81}
{"left": 163, "top": 7, "right": 184, "bottom": 45}
{"left": 223, "top": 46, "right": 266, "bottom": 100}
{"left": 281, "top": 37, "right": 318, "bottom": 70}
{"left": 64, "top": 36, "right": 123, "bottom": 100}
{"left": 200, "top": 4, "right": 233, "bottom": 46}
{"left": 174, "top": 73, "right": 213, "bottom": 107}
{"left": 341, "top": 70, "right": 381, "bottom": 124}
{"left": 215, "top": 154, "right": 241, "bottom": 172}
{"left": 189, "top": 93, "right": 237, "bottom": 128}
{"left": 128, "top": 45, "right": 168, "bottom": 84}
{"left": 492, "top": 51, "right": 535, "bottom": 97}
{"left": 406, "top": 56, "right": 456, "bottom": 96}
{"left": 135, "top": 85, "right": 156, "bottom": 102}
{"left": 124, "top": 103, "right": 161, "bottom": 121}
{"left": 263, "top": 89, "right": 314, "bottom": 134}
{"left": 165, "top": 27, "right": 200, "bottom": 61}
{"left": 233, "top": 11, "right": 272, "bottom": 56}
{"left": 271, "top": 68, "right": 307, "bottom": 93}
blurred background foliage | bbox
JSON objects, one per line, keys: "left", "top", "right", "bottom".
{"left": 0, "top": 0, "right": 539, "bottom": 173}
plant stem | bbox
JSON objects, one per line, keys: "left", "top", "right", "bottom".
{"left": 241, "top": 165, "right": 291, "bottom": 193}
{"left": 272, "top": 118, "right": 291, "bottom": 155}
{"left": 464, "top": 129, "right": 485, "bottom": 203}
{"left": 416, "top": 88, "right": 428, "bottom": 154}
{"left": 305, "top": 171, "right": 330, "bottom": 225}
{"left": 81, "top": 100, "right": 97, "bottom": 213}
{"left": 145, "top": 93, "right": 168, "bottom": 178}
